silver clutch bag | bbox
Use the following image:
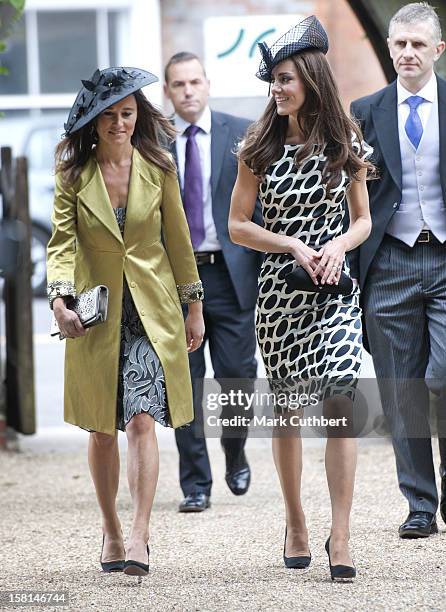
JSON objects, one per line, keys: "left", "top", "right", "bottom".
{"left": 50, "top": 285, "right": 109, "bottom": 340}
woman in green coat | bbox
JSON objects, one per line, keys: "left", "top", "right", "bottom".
{"left": 47, "top": 67, "right": 204, "bottom": 577}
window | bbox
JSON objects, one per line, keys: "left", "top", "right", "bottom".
{"left": 38, "top": 11, "right": 98, "bottom": 94}
{"left": 0, "top": 8, "right": 126, "bottom": 99}
{"left": 0, "top": 18, "right": 27, "bottom": 94}
{"left": 108, "top": 11, "right": 121, "bottom": 68}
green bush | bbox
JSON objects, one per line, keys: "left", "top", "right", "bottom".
{"left": 0, "top": 0, "right": 26, "bottom": 75}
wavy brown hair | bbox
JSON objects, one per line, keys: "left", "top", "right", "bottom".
{"left": 239, "top": 49, "right": 374, "bottom": 190}
{"left": 55, "top": 90, "right": 177, "bottom": 187}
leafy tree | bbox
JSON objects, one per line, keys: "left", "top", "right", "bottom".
{"left": 0, "top": 0, "right": 26, "bottom": 75}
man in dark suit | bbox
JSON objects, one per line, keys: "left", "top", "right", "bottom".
{"left": 164, "top": 52, "right": 263, "bottom": 512}
{"left": 351, "top": 2, "right": 446, "bottom": 537}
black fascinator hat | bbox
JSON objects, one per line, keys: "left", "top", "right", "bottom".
{"left": 63, "top": 66, "right": 158, "bottom": 136}
{"left": 256, "top": 15, "right": 329, "bottom": 82}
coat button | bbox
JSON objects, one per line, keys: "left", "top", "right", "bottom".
{"left": 130, "top": 281, "right": 136, "bottom": 288}
{"left": 393, "top": 202, "right": 398, "bottom": 208}
{"left": 140, "top": 309, "right": 145, "bottom": 316}
{"left": 152, "top": 336, "right": 158, "bottom": 343}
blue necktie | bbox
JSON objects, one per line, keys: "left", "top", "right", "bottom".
{"left": 405, "top": 95, "right": 424, "bottom": 150}
{"left": 183, "top": 124, "right": 205, "bottom": 249}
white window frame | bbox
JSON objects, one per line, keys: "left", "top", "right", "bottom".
{"left": 0, "top": 0, "right": 162, "bottom": 110}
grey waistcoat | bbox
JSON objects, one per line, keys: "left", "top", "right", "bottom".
{"left": 386, "top": 99, "right": 446, "bottom": 245}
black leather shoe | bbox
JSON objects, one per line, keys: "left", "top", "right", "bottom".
{"left": 222, "top": 444, "right": 251, "bottom": 496}
{"left": 100, "top": 535, "right": 125, "bottom": 573}
{"left": 225, "top": 464, "right": 251, "bottom": 496}
{"left": 178, "top": 492, "right": 210, "bottom": 513}
{"left": 398, "top": 511, "right": 438, "bottom": 538}
{"left": 440, "top": 474, "right": 446, "bottom": 524}
{"left": 283, "top": 528, "right": 311, "bottom": 569}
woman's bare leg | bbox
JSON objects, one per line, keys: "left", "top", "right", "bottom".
{"left": 272, "top": 417, "right": 309, "bottom": 556}
{"left": 88, "top": 432, "right": 125, "bottom": 562}
{"left": 324, "top": 395, "right": 357, "bottom": 566}
{"left": 125, "top": 413, "right": 159, "bottom": 564}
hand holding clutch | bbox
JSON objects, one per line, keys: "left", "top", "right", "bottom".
{"left": 285, "top": 266, "right": 353, "bottom": 295}
{"left": 50, "top": 285, "right": 109, "bottom": 340}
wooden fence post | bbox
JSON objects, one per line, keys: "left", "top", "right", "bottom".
{"left": 1, "top": 146, "right": 36, "bottom": 437}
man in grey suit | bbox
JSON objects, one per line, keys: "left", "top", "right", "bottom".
{"left": 351, "top": 2, "right": 446, "bottom": 537}
{"left": 164, "top": 52, "right": 263, "bottom": 512}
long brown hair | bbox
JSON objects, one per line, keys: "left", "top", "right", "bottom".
{"left": 240, "top": 49, "right": 374, "bottom": 190}
{"left": 55, "top": 90, "right": 177, "bottom": 187}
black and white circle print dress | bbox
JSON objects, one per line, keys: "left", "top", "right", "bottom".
{"left": 256, "top": 138, "right": 372, "bottom": 401}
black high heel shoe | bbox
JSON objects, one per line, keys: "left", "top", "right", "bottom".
{"left": 283, "top": 528, "right": 311, "bottom": 569}
{"left": 100, "top": 535, "right": 125, "bottom": 573}
{"left": 123, "top": 545, "right": 150, "bottom": 577}
{"left": 325, "top": 537, "right": 356, "bottom": 581}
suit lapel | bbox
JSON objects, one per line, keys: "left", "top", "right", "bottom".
{"left": 78, "top": 158, "right": 124, "bottom": 245}
{"left": 169, "top": 139, "right": 182, "bottom": 198}
{"left": 371, "top": 82, "right": 402, "bottom": 191}
{"left": 123, "top": 149, "right": 162, "bottom": 242}
{"left": 436, "top": 75, "right": 446, "bottom": 198}
{"left": 211, "top": 112, "right": 230, "bottom": 201}
{"left": 122, "top": 149, "right": 140, "bottom": 244}
{"left": 168, "top": 117, "right": 179, "bottom": 168}
{"left": 169, "top": 139, "right": 179, "bottom": 168}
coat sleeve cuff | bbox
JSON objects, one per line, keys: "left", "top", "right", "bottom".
{"left": 176, "top": 281, "right": 204, "bottom": 304}
{"left": 47, "top": 280, "right": 76, "bottom": 309}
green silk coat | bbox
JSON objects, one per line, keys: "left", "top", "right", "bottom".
{"left": 47, "top": 149, "right": 201, "bottom": 434}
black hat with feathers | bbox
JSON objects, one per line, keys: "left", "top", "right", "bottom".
{"left": 63, "top": 66, "right": 158, "bottom": 136}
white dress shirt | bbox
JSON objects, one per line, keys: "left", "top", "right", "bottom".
{"left": 174, "top": 106, "right": 221, "bottom": 252}
{"left": 397, "top": 71, "right": 437, "bottom": 131}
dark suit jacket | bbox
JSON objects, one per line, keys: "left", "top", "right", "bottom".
{"left": 171, "top": 109, "right": 263, "bottom": 311}
{"left": 349, "top": 75, "right": 446, "bottom": 290}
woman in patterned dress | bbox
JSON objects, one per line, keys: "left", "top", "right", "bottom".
{"left": 229, "top": 18, "right": 373, "bottom": 579}
{"left": 47, "top": 67, "right": 204, "bottom": 576}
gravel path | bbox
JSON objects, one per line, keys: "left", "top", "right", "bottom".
{"left": 1, "top": 440, "right": 445, "bottom": 611}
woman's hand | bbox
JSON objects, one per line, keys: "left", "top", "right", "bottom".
{"left": 185, "top": 301, "right": 205, "bottom": 353}
{"left": 290, "top": 239, "right": 321, "bottom": 285}
{"left": 313, "top": 236, "right": 348, "bottom": 285}
{"left": 53, "top": 297, "right": 87, "bottom": 339}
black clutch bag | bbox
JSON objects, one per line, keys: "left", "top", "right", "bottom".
{"left": 285, "top": 267, "right": 353, "bottom": 295}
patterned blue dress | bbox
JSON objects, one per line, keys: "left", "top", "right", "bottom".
{"left": 114, "top": 207, "right": 169, "bottom": 430}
